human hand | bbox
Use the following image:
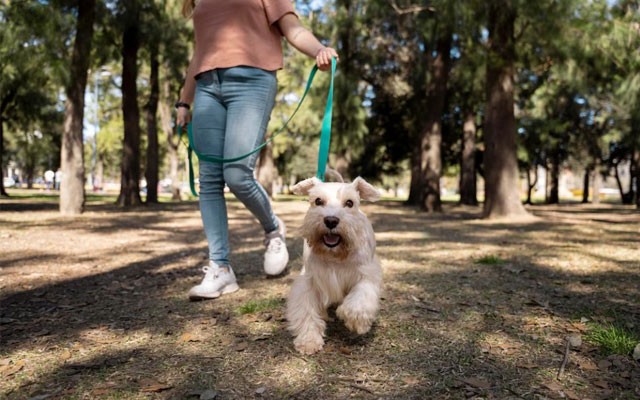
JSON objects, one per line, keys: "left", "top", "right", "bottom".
{"left": 316, "top": 47, "right": 339, "bottom": 71}
{"left": 176, "top": 106, "right": 191, "bottom": 128}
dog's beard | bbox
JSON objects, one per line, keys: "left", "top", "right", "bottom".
{"left": 302, "top": 217, "right": 354, "bottom": 261}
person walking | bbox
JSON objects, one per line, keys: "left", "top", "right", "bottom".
{"left": 176, "top": 0, "right": 338, "bottom": 300}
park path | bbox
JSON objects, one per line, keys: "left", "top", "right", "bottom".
{"left": 1, "top": 197, "right": 639, "bottom": 399}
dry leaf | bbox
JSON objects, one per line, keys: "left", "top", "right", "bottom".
{"left": 178, "top": 332, "right": 200, "bottom": 343}
{"left": 633, "top": 344, "right": 640, "bottom": 361}
{"left": 233, "top": 341, "right": 248, "bottom": 352}
{"left": 460, "top": 377, "right": 491, "bottom": 389}
{"left": 140, "top": 379, "right": 173, "bottom": 393}
{"left": 564, "top": 389, "right": 580, "bottom": 400}
{"left": 543, "top": 381, "right": 563, "bottom": 392}
{"left": 338, "top": 347, "right": 352, "bottom": 355}
{"left": 592, "top": 380, "right": 609, "bottom": 389}
{"left": 0, "top": 361, "right": 25, "bottom": 377}
{"left": 577, "top": 358, "right": 597, "bottom": 370}
{"left": 60, "top": 350, "right": 72, "bottom": 361}
{"left": 402, "top": 376, "right": 419, "bottom": 385}
{"left": 516, "top": 362, "right": 538, "bottom": 369}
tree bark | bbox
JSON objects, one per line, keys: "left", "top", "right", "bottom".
{"left": 482, "top": 0, "right": 529, "bottom": 219}
{"left": 159, "top": 80, "right": 181, "bottom": 201}
{"left": 144, "top": 46, "right": 160, "bottom": 204}
{"left": 0, "top": 119, "right": 7, "bottom": 197}
{"left": 460, "top": 111, "right": 478, "bottom": 205}
{"left": 60, "top": 0, "right": 95, "bottom": 214}
{"left": 548, "top": 150, "right": 559, "bottom": 204}
{"left": 418, "top": 34, "right": 451, "bottom": 212}
{"left": 582, "top": 167, "right": 590, "bottom": 203}
{"left": 117, "top": 3, "right": 143, "bottom": 207}
{"left": 525, "top": 167, "right": 537, "bottom": 205}
{"left": 592, "top": 160, "right": 601, "bottom": 204}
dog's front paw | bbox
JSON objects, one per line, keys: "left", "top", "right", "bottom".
{"left": 336, "top": 304, "right": 374, "bottom": 335}
{"left": 293, "top": 334, "right": 324, "bottom": 355}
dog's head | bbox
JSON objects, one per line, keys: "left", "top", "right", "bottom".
{"left": 292, "top": 177, "right": 379, "bottom": 258}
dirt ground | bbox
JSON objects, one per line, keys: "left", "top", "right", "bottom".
{"left": 1, "top": 192, "right": 639, "bottom": 400}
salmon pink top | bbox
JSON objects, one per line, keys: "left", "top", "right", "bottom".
{"left": 191, "top": 0, "right": 296, "bottom": 75}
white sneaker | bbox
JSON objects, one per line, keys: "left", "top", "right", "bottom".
{"left": 188, "top": 261, "right": 239, "bottom": 300}
{"left": 263, "top": 217, "right": 289, "bottom": 276}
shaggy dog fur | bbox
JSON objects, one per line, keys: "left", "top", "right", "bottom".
{"left": 286, "top": 176, "right": 382, "bottom": 355}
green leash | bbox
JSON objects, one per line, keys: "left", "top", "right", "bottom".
{"left": 178, "top": 58, "right": 336, "bottom": 197}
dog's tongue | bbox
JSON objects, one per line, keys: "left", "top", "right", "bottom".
{"left": 323, "top": 234, "right": 341, "bottom": 246}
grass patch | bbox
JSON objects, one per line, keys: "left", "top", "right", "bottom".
{"left": 236, "top": 297, "right": 284, "bottom": 315}
{"left": 585, "top": 324, "right": 639, "bottom": 356}
{"left": 474, "top": 255, "right": 506, "bottom": 265}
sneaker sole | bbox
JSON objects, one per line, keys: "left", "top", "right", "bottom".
{"left": 188, "top": 283, "right": 239, "bottom": 301}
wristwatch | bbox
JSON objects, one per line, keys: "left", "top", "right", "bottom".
{"left": 175, "top": 101, "right": 190, "bottom": 110}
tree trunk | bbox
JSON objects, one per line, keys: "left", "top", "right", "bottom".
{"left": 613, "top": 162, "right": 628, "bottom": 204}
{"left": 60, "top": 0, "right": 95, "bottom": 215}
{"left": 159, "top": 80, "right": 181, "bottom": 201}
{"left": 592, "top": 160, "right": 601, "bottom": 204}
{"left": 582, "top": 167, "right": 590, "bottom": 203}
{"left": 525, "top": 167, "right": 537, "bottom": 205}
{"left": 548, "top": 150, "right": 559, "bottom": 204}
{"left": 419, "top": 34, "right": 451, "bottom": 213}
{"left": 406, "top": 148, "right": 422, "bottom": 205}
{"left": 256, "top": 142, "right": 275, "bottom": 198}
{"left": 0, "top": 119, "right": 7, "bottom": 197}
{"left": 116, "top": 3, "right": 143, "bottom": 207}
{"left": 460, "top": 111, "right": 478, "bottom": 205}
{"left": 482, "top": 0, "right": 529, "bottom": 219}
{"left": 144, "top": 46, "right": 160, "bottom": 204}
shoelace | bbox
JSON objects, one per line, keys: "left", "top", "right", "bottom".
{"left": 265, "top": 237, "right": 284, "bottom": 253}
{"left": 202, "top": 265, "right": 223, "bottom": 279}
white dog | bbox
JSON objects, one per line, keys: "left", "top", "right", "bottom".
{"left": 286, "top": 176, "right": 382, "bottom": 355}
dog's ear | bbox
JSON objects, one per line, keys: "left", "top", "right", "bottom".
{"left": 352, "top": 177, "right": 380, "bottom": 202}
{"left": 292, "top": 177, "right": 322, "bottom": 196}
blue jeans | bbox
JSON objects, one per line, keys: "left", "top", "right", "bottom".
{"left": 192, "top": 66, "right": 279, "bottom": 265}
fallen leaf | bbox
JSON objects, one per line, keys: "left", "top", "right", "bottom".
{"left": 338, "top": 347, "right": 352, "bottom": 355}
{"left": 402, "top": 376, "right": 419, "bottom": 385}
{"left": 564, "top": 389, "right": 580, "bottom": 400}
{"left": 459, "top": 377, "right": 491, "bottom": 389}
{"left": 0, "top": 361, "right": 25, "bottom": 377}
{"left": 60, "top": 350, "right": 72, "bottom": 361}
{"left": 592, "top": 380, "right": 609, "bottom": 389}
{"left": 516, "top": 362, "right": 539, "bottom": 369}
{"left": 178, "top": 332, "right": 200, "bottom": 343}
{"left": 543, "top": 381, "right": 563, "bottom": 392}
{"left": 233, "top": 341, "right": 248, "bottom": 352}
{"left": 633, "top": 344, "right": 640, "bottom": 361}
{"left": 140, "top": 379, "right": 173, "bottom": 393}
{"left": 576, "top": 358, "right": 597, "bottom": 371}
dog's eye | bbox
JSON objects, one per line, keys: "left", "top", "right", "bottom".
{"left": 314, "top": 198, "right": 324, "bottom": 206}
{"left": 344, "top": 199, "right": 354, "bottom": 208}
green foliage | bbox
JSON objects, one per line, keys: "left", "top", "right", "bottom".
{"left": 236, "top": 298, "right": 284, "bottom": 315}
{"left": 586, "top": 324, "right": 639, "bottom": 356}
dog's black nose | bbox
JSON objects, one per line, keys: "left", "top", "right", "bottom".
{"left": 324, "top": 216, "right": 340, "bottom": 229}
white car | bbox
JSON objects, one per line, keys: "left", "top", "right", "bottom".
{"left": 3, "top": 177, "right": 15, "bottom": 187}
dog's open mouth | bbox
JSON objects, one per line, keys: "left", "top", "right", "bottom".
{"left": 322, "top": 233, "right": 341, "bottom": 248}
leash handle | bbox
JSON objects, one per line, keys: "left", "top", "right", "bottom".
{"left": 315, "top": 57, "right": 337, "bottom": 182}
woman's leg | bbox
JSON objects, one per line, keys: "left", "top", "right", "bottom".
{"left": 218, "top": 67, "right": 289, "bottom": 275}
{"left": 219, "top": 67, "right": 279, "bottom": 233}
{"left": 191, "top": 71, "right": 230, "bottom": 265}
